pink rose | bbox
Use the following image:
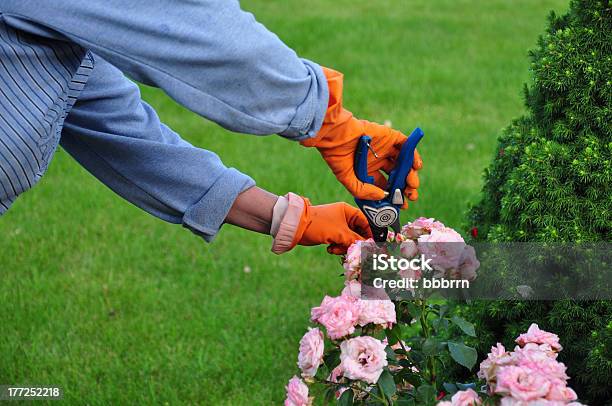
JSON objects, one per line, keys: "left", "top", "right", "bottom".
{"left": 343, "top": 239, "right": 377, "bottom": 280}
{"left": 342, "top": 280, "right": 361, "bottom": 298}
{"left": 478, "top": 343, "right": 514, "bottom": 383}
{"left": 498, "top": 399, "right": 567, "bottom": 406}
{"left": 402, "top": 217, "right": 446, "bottom": 238}
{"left": 357, "top": 299, "right": 396, "bottom": 328}
{"left": 546, "top": 383, "right": 577, "bottom": 401}
{"left": 398, "top": 265, "right": 422, "bottom": 285}
{"left": 297, "top": 328, "right": 324, "bottom": 378}
{"left": 339, "top": 336, "right": 388, "bottom": 384}
{"left": 386, "top": 230, "right": 406, "bottom": 243}
{"left": 456, "top": 245, "right": 479, "bottom": 281}
{"left": 516, "top": 324, "right": 562, "bottom": 352}
{"left": 418, "top": 227, "right": 466, "bottom": 271}
{"left": 344, "top": 280, "right": 389, "bottom": 302}
{"left": 284, "top": 376, "right": 311, "bottom": 406}
{"left": 450, "top": 388, "right": 481, "bottom": 406}
{"left": 437, "top": 402, "right": 452, "bottom": 406}
{"left": 499, "top": 399, "right": 569, "bottom": 406}
{"left": 499, "top": 398, "right": 521, "bottom": 406}
{"left": 343, "top": 242, "right": 362, "bottom": 280}
{"left": 328, "top": 365, "right": 343, "bottom": 383}
{"left": 495, "top": 366, "right": 551, "bottom": 401}
{"left": 520, "top": 342, "right": 558, "bottom": 359}
{"left": 400, "top": 239, "right": 419, "bottom": 258}
{"left": 311, "top": 295, "right": 359, "bottom": 339}
{"left": 512, "top": 346, "right": 569, "bottom": 382}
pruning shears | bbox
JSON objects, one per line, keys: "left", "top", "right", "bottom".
{"left": 354, "top": 127, "right": 424, "bottom": 242}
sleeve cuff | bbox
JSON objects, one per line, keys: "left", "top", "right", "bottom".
{"left": 182, "top": 167, "right": 255, "bottom": 242}
{"left": 278, "top": 59, "right": 329, "bottom": 141}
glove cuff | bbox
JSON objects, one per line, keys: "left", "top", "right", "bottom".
{"left": 271, "top": 193, "right": 309, "bottom": 254}
{"left": 300, "top": 67, "right": 354, "bottom": 148}
{"left": 320, "top": 67, "right": 345, "bottom": 124}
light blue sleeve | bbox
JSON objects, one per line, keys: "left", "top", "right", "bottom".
{"left": 60, "top": 55, "right": 255, "bottom": 241}
{"left": 0, "top": 0, "right": 328, "bottom": 140}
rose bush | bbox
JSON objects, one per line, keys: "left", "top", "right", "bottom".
{"left": 283, "top": 218, "right": 585, "bottom": 405}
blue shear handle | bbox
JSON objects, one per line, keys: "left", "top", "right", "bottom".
{"left": 354, "top": 135, "right": 375, "bottom": 184}
{"left": 387, "top": 127, "right": 424, "bottom": 195}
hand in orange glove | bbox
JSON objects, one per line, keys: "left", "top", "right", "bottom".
{"left": 271, "top": 193, "right": 371, "bottom": 255}
{"left": 302, "top": 67, "right": 423, "bottom": 208}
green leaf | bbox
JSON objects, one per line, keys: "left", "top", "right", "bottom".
{"left": 402, "top": 301, "right": 422, "bottom": 319}
{"left": 385, "top": 323, "right": 402, "bottom": 346}
{"left": 439, "top": 304, "right": 449, "bottom": 319}
{"left": 338, "top": 388, "right": 354, "bottom": 406}
{"left": 368, "top": 386, "right": 382, "bottom": 403}
{"left": 394, "top": 348, "right": 409, "bottom": 356}
{"left": 451, "top": 316, "right": 476, "bottom": 337}
{"left": 408, "top": 349, "right": 424, "bottom": 364}
{"left": 447, "top": 342, "right": 477, "bottom": 370}
{"left": 398, "top": 359, "right": 413, "bottom": 369}
{"left": 323, "top": 348, "right": 340, "bottom": 369}
{"left": 323, "top": 386, "right": 336, "bottom": 404}
{"left": 385, "top": 346, "right": 398, "bottom": 363}
{"left": 415, "top": 385, "right": 437, "bottom": 405}
{"left": 396, "top": 399, "right": 416, "bottom": 406}
{"left": 422, "top": 337, "right": 440, "bottom": 356}
{"left": 431, "top": 318, "right": 449, "bottom": 333}
{"left": 442, "top": 382, "right": 458, "bottom": 395}
{"left": 377, "top": 369, "right": 397, "bottom": 399}
{"left": 397, "top": 368, "right": 421, "bottom": 387}
{"left": 457, "top": 382, "right": 478, "bottom": 391}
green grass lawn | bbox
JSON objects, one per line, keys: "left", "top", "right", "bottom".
{"left": 0, "top": 1, "right": 566, "bottom": 404}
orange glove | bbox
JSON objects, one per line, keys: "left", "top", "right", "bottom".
{"left": 271, "top": 193, "right": 372, "bottom": 255}
{"left": 302, "top": 67, "right": 423, "bottom": 208}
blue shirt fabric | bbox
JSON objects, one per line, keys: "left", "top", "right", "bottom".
{"left": 0, "top": 1, "right": 328, "bottom": 241}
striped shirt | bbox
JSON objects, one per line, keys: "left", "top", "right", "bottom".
{"left": 0, "top": 21, "right": 92, "bottom": 213}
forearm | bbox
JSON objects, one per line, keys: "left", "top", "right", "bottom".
{"left": 226, "top": 188, "right": 309, "bottom": 256}
{"left": 225, "top": 187, "right": 278, "bottom": 235}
